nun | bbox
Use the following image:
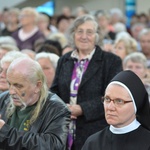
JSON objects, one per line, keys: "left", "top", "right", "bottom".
{"left": 82, "top": 70, "right": 150, "bottom": 150}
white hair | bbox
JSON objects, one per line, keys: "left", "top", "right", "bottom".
{"left": 113, "top": 22, "right": 127, "bottom": 33}
{"left": 35, "top": 52, "right": 59, "bottom": 69}
{"left": 1, "top": 51, "right": 29, "bottom": 65}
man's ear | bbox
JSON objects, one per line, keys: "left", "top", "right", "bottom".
{"left": 35, "top": 80, "right": 42, "bottom": 94}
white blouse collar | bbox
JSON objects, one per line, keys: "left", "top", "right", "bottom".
{"left": 110, "top": 119, "right": 141, "bottom": 134}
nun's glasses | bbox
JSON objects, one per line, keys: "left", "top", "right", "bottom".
{"left": 101, "top": 96, "right": 133, "bottom": 106}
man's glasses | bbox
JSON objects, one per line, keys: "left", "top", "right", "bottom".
{"left": 101, "top": 96, "right": 133, "bottom": 107}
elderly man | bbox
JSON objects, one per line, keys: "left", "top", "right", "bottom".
{"left": 0, "top": 57, "right": 70, "bottom": 150}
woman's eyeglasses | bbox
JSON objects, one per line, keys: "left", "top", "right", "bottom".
{"left": 101, "top": 96, "right": 133, "bottom": 107}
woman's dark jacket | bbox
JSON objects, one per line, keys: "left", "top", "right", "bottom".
{"left": 50, "top": 45, "right": 123, "bottom": 150}
{"left": 0, "top": 91, "right": 70, "bottom": 150}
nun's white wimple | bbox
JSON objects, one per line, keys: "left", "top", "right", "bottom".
{"left": 108, "top": 81, "right": 137, "bottom": 113}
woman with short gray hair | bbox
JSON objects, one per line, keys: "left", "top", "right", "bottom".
{"left": 123, "top": 52, "right": 150, "bottom": 101}
{"left": 51, "top": 14, "right": 122, "bottom": 150}
{"left": 36, "top": 52, "right": 59, "bottom": 88}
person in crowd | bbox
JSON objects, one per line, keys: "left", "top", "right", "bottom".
{"left": 139, "top": 28, "right": 150, "bottom": 68}
{"left": 82, "top": 70, "right": 150, "bottom": 150}
{"left": 96, "top": 11, "right": 116, "bottom": 41}
{"left": 61, "top": 6, "right": 72, "bottom": 17}
{"left": 113, "top": 22, "right": 127, "bottom": 34}
{"left": 56, "top": 15, "right": 70, "bottom": 35}
{"left": 62, "top": 45, "right": 73, "bottom": 55}
{"left": 0, "top": 8, "right": 20, "bottom": 36}
{"left": 21, "top": 49, "right": 36, "bottom": 59}
{"left": 74, "top": 6, "right": 89, "bottom": 17}
{"left": 95, "top": 11, "right": 116, "bottom": 52}
{"left": 49, "top": 15, "right": 58, "bottom": 33}
{"left": 130, "top": 23, "right": 146, "bottom": 51}
{"left": 37, "top": 43, "right": 60, "bottom": 56}
{"left": 139, "top": 13, "right": 149, "bottom": 26}
{"left": 48, "top": 32, "right": 68, "bottom": 50}
{"left": 43, "top": 39, "right": 62, "bottom": 56}
{"left": 12, "top": 7, "right": 45, "bottom": 51}
{"left": 56, "top": 15, "right": 70, "bottom": 34}
{"left": 131, "top": 23, "right": 146, "bottom": 42}
{"left": 0, "top": 51, "right": 28, "bottom": 94}
{"left": 35, "top": 52, "right": 59, "bottom": 88}
{"left": 0, "top": 57, "right": 70, "bottom": 150}
{"left": 0, "top": 8, "right": 9, "bottom": 32}
{"left": 50, "top": 14, "right": 122, "bottom": 150}
{"left": 113, "top": 36, "right": 137, "bottom": 60}
{"left": 0, "top": 36, "right": 17, "bottom": 46}
{"left": 115, "top": 31, "right": 131, "bottom": 40}
{"left": 0, "top": 44, "right": 19, "bottom": 60}
{"left": 123, "top": 52, "right": 150, "bottom": 101}
{"left": 109, "top": 8, "right": 125, "bottom": 25}
{"left": 130, "top": 14, "right": 140, "bottom": 27}
{"left": 37, "top": 13, "right": 51, "bottom": 38}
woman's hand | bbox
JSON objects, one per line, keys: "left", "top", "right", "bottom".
{"left": 67, "top": 104, "right": 83, "bottom": 119}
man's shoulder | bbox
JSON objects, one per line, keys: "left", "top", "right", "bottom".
{"left": 43, "top": 92, "right": 70, "bottom": 115}
{"left": 46, "top": 92, "right": 67, "bottom": 107}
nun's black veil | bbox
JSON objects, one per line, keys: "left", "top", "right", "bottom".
{"left": 110, "top": 70, "right": 150, "bottom": 130}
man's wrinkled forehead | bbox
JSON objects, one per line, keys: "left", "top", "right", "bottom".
{"left": 7, "top": 58, "right": 32, "bottom": 75}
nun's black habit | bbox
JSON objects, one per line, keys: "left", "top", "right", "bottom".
{"left": 82, "top": 70, "right": 150, "bottom": 150}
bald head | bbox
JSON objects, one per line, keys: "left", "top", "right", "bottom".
{"left": 8, "top": 57, "right": 37, "bottom": 73}
{"left": 7, "top": 57, "right": 44, "bottom": 84}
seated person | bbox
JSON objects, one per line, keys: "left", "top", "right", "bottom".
{"left": 35, "top": 52, "right": 60, "bottom": 88}
{"left": 82, "top": 70, "right": 150, "bottom": 150}
{"left": 0, "top": 57, "right": 70, "bottom": 150}
{"left": 123, "top": 52, "right": 150, "bottom": 101}
{"left": 0, "top": 51, "right": 28, "bottom": 94}
{"left": 12, "top": 7, "right": 45, "bottom": 51}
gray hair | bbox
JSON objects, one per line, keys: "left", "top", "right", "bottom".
{"left": 114, "top": 36, "right": 137, "bottom": 55}
{"left": 113, "top": 22, "right": 127, "bottom": 33}
{"left": 21, "top": 49, "right": 36, "bottom": 59}
{"left": 8, "top": 8, "right": 20, "bottom": 17}
{"left": 110, "top": 8, "right": 124, "bottom": 20}
{"left": 35, "top": 52, "right": 60, "bottom": 69}
{"left": 123, "top": 52, "right": 147, "bottom": 69}
{"left": 0, "top": 44, "right": 19, "bottom": 52}
{"left": 131, "top": 23, "right": 146, "bottom": 33}
{"left": 139, "top": 28, "right": 150, "bottom": 40}
{"left": 0, "top": 36, "right": 17, "bottom": 46}
{"left": 66, "top": 14, "right": 99, "bottom": 49}
{"left": 48, "top": 33, "right": 68, "bottom": 48}
{"left": 1, "top": 51, "right": 28, "bottom": 66}
{"left": 6, "top": 57, "right": 48, "bottom": 124}
{"left": 21, "top": 7, "right": 39, "bottom": 23}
